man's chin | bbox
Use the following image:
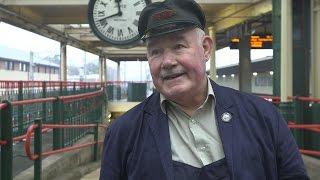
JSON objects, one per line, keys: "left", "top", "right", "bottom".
{"left": 161, "top": 86, "right": 188, "bottom": 99}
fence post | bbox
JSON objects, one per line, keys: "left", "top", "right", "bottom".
{"left": 53, "top": 98, "right": 63, "bottom": 149}
{"left": 1, "top": 100, "right": 13, "bottom": 180}
{"left": 293, "top": 98, "right": 304, "bottom": 148}
{"left": 42, "top": 82, "right": 47, "bottom": 123}
{"left": 311, "top": 103, "right": 320, "bottom": 157}
{"left": 18, "top": 81, "right": 23, "bottom": 135}
{"left": 73, "top": 82, "right": 76, "bottom": 95}
{"left": 93, "top": 122, "right": 99, "bottom": 161}
{"left": 34, "top": 118, "right": 42, "bottom": 180}
{"left": 59, "top": 81, "right": 63, "bottom": 96}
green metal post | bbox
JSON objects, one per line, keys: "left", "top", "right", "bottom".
{"left": 293, "top": 99, "right": 304, "bottom": 148}
{"left": 59, "top": 82, "right": 63, "bottom": 96}
{"left": 1, "top": 101, "right": 13, "bottom": 180}
{"left": 311, "top": 103, "right": 320, "bottom": 157}
{"left": 53, "top": 99, "right": 63, "bottom": 150}
{"left": 272, "top": 0, "right": 281, "bottom": 96}
{"left": 34, "top": 118, "right": 42, "bottom": 180}
{"left": 292, "top": 0, "right": 311, "bottom": 97}
{"left": 292, "top": 0, "right": 311, "bottom": 149}
{"left": 73, "top": 82, "right": 76, "bottom": 95}
{"left": 93, "top": 122, "right": 99, "bottom": 161}
{"left": 18, "top": 81, "right": 24, "bottom": 135}
{"left": 42, "top": 82, "right": 47, "bottom": 123}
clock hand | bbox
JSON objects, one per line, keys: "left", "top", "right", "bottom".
{"left": 97, "top": 0, "right": 123, "bottom": 26}
{"left": 115, "top": 0, "right": 123, "bottom": 16}
{"left": 103, "top": 11, "right": 122, "bottom": 19}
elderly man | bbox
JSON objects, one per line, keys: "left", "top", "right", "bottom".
{"left": 100, "top": 0, "right": 309, "bottom": 179}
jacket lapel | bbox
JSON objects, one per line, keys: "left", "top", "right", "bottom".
{"left": 211, "top": 80, "right": 235, "bottom": 179}
{"left": 144, "top": 93, "right": 173, "bottom": 180}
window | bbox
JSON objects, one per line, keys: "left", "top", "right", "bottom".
{"left": 6, "top": 61, "right": 14, "bottom": 70}
{"left": 19, "top": 63, "right": 27, "bottom": 71}
{"left": 254, "top": 76, "right": 272, "bottom": 86}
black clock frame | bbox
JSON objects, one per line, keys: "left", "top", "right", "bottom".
{"left": 88, "top": 0, "right": 151, "bottom": 47}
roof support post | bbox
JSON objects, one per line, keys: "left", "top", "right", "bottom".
{"left": 239, "top": 23, "right": 252, "bottom": 93}
{"left": 208, "top": 26, "right": 217, "bottom": 81}
{"left": 311, "top": 0, "right": 320, "bottom": 98}
{"left": 280, "top": 0, "right": 293, "bottom": 102}
{"left": 60, "top": 42, "right": 67, "bottom": 81}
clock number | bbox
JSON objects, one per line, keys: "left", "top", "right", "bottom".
{"left": 99, "top": 19, "right": 108, "bottom": 27}
{"left": 100, "top": 1, "right": 107, "bottom": 7}
{"left": 133, "top": 1, "right": 141, "bottom": 6}
{"left": 118, "top": 29, "right": 123, "bottom": 37}
{"left": 107, "top": 26, "right": 115, "bottom": 34}
{"left": 98, "top": 11, "right": 105, "bottom": 17}
{"left": 133, "top": 20, "right": 139, "bottom": 27}
{"left": 128, "top": 27, "right": 134, "bottom": 34}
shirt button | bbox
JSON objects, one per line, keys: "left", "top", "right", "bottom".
{"left": 191, "top": 119, "right": 197, "bottom": 124}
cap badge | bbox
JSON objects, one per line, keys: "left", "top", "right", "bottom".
{"left": 152, "top": 9, "right": 176, "bottom": 21}
{"left": 221, "top": 112, "right": 232, "bottom": 123}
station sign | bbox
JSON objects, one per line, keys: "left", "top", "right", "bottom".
{"left": 230, "top": 35, "right": 273, "bottom": 49}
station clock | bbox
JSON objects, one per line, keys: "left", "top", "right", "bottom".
{"left": 88, "top": 0, "right": 150, "bottom": 47}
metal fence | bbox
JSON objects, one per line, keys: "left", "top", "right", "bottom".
{"left": 0, "top": 81, "right": 106, "bottom": 180}
{"left": 106, "top": 81, "right": 154, "bottom": 102}
{"left": 0, "top": 80, "right": 104, "bottom": 137}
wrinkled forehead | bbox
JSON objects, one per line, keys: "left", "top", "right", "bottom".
{"left": 146, "top": 27, "right": 197, "bottom": 48}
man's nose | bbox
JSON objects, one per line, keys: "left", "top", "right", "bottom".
{"left": 162, "top": 50, "right": 177, "bottom": 68}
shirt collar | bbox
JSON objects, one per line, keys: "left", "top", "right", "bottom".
{"left": 160, "top": 77, "right": 215, "bottom": 113}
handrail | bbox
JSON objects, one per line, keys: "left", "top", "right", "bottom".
{"left": 24, "top": 123, "right": 104, "bottom": 160}
{"left": 59, "top": 89, "right": 104, "bottom": 103}
{"left": 258, "top": 95, "right": 320, "bottom": 103}
{"left": 288, "top": 121, "right": 320, "bottom": 133}
{"left": 12, "top": 128, "right": 51, "bottom": 142}
{"left": 11, "top": 97, "right": 56, "bottom": 106}
{"left": 0, "top": 140, "right": 7, "bottom": 145}
{"left": 287, "top": 122, "right": 320, "bottom": 157}
{"left": 106, "top": 80, "right": 152, "bottom": 84}
{"left": 0, "top": 103, "right": 8, "bottom": 110}
{"left": 299, "top": 149, "right": 320, "bottom": 156}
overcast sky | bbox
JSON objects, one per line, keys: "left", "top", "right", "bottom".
{"left": 0, "top": 22, "right": 272, "bottom": 80}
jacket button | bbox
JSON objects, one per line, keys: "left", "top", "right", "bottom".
{"left": 221, "top": 112, "right": 232, "bottom": 122}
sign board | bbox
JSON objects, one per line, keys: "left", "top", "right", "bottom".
{"left": 230, "top": 35, "right": 273, "bottom": 49}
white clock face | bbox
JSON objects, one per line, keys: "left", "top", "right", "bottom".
{"left": 90, "top": 0, "right": 147, "bottom": 45}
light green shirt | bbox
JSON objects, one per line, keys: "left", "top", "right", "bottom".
{"left": 160, "top": 78, "right": 225, "bottom": 168}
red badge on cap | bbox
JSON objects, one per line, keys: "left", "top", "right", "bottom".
{"left": 152, "top": 9, "right": 176, "bottom": 21}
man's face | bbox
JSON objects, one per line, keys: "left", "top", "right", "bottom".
{"left": 146, "top": 28, "right": 212, "bottom": 101}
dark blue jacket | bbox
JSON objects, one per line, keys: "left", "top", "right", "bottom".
{"left": 100, "top": 80, "right": 309, "bottom": 180}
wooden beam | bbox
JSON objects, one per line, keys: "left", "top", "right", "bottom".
{"left": 212, "top": 0, "right": 272, "bottom": 32}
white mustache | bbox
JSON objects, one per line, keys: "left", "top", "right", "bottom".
{"left": 160, "top": 68, "right": 186, "bottom": 79}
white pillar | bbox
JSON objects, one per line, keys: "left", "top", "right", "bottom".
{"left": 208, "top": 26, "right": 217, "bottom": 80}
{"left": 60, "top": 42, "right": 67, "bottom": 81}
{"left": 117, "top": 61, "right": 121, "bottom": 81}
{"left": 281, "top": 0, "right": 293, "bottom": 102}
{"left": 99, "top": 55, "right": 105, "bottom": 82}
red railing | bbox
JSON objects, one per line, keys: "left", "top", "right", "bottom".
{"left": 288, "top": 122, "right": 320, "bottom": 157}
{"left": 0, "top": 80, "right": 105, "bottom": 89}
{"left": 24, "top": 123, "right": 106, "bottom": 160}
{"left": 259, "top": 95, "right": 320, "bottom": 104}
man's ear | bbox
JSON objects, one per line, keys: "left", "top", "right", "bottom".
{"left": 202, "top": 36, "right": 213, "bottom": 62}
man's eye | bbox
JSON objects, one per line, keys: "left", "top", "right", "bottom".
{"left": 175, "top": 44, "right": 185, "bottom": 50}
{"left": 151, "top": 49, "right": 161, "bottom": 56}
